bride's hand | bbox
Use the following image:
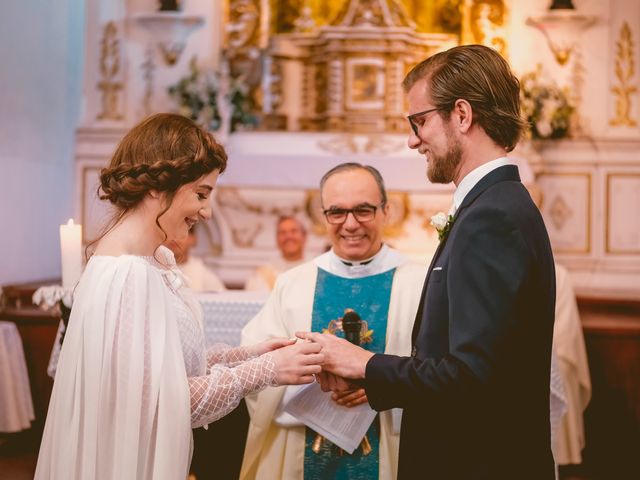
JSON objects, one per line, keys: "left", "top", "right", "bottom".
{"left": 270, "top": 341, "right": 324, "bottom": 385}
{"left": 248, "top": 337, "right": 296, "bottom": 357}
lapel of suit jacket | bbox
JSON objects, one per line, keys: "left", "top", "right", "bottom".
{"left": 454, "top": 164, "right": 521, "bottom": 218}
{"left": 411, "top": 165, "right": 521, "bottom": 345}
{"left": 411, "top": 227, "right": 450, "bottom": 344}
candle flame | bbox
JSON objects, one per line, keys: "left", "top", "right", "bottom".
{"left": 67, "top": 218, "right": 75, "bottom": 226}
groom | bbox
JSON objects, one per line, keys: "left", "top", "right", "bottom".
{"left": 299, "top": 44, "right": 557, "bottom": 479}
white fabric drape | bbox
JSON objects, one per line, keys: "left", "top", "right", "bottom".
{"left": 0, "top": 321, "right": 34, "bottom": 432}
{"left": 552, "top": 264, "right": 591, "bottom": 465}
{"left": 36, "top": 254, "right": 192, "bottom": 479}
{"left": 36, "top": 247, "right": 276, "bottom": 480}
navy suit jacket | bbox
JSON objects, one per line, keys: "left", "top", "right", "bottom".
{"left": 364, "top": 165, "right": 556, "bottom": 479}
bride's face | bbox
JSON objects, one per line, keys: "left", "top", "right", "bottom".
{"left": 158, "top": 169, "right": 220, "bottom": 242}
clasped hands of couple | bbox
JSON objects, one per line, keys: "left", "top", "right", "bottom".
{"left": 253, "top": 332, "right": 374, "bottom": 408}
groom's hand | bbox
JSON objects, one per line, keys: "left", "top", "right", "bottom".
{"left": 296, "top": 331, "right": 374, "bottom": 380}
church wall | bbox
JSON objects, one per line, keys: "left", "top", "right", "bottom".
{"left": 25, "top": 0, "right": 640, "bottom": 298}
{"left": 0, "top": 0, "right": 84, "bottom": 285}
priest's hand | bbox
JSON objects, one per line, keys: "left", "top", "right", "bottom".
{"left": 248, "top": 337, "right": 296, "bottom": 357}
{"left": 295, "top": 331, "right": 373, "bottom": 380}
{"left": 332, "top": 388, "right": 368, "bottom": 408}
{"left": 271, "top": 341, "right": 324, "bottom": 385}
{"left": 315, "top": 371, "right": 356, "bottom": 393}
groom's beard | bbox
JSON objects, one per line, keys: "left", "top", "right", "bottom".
{"left": 427, "top": 129, "right": 463, "bottom": 184}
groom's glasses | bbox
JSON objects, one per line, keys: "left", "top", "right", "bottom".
{"left": 407, "top": 107, "right": 441, "bottom": 136}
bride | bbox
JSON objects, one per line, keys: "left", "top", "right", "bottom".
{"left": 35, "top": 113, "right": 324, "bottom": 479}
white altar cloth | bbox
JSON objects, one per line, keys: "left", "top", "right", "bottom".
{"left": 199, "top": 291, "right": 268, "bottom": 346}
{"left": 0, "top": 321, "right": 35, "bottom": 432}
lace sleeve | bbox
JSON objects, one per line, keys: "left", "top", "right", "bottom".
{"left": 190, "top": 353, "right": 278, "bottom": 428}
{"left": 206, "top": 343, "right": 255, "bottom": 367}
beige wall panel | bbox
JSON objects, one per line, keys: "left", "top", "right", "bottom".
{"left": 606, "top": 173, "right": 640, "bottom": 254}
{"left": 538, "top": 173, "right": 592, "bottom": 254}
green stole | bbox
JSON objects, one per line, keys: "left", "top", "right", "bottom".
{"left": 303, "top": 267, "right": 395, "bottom": 480}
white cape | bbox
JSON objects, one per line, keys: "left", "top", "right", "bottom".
{"left": 35, "top": 254, "right": 192, "bottom": 479}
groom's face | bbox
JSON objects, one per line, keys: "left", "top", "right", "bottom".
{"left": 321, "top": 169, "right": 387, "bottom": 262}
{"left": 406, "top": 78, "right": 462, "bottom": 184}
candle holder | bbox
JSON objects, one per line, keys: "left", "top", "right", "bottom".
{"left": 526, "top": 0, "right": 597, "bottom": 66}
{"left": 134, "top": 11, "right": 204, "bottom": 66}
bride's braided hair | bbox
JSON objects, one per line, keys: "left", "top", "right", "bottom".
{"left": 87, "top": 114, "right": 227, "bottom": 259}
{"left": 99, "top": 113, "right": 227, "bottom": 208}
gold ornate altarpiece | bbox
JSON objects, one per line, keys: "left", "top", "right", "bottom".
{"left": 222, "top": 0, "right": 508, "bottom": 132}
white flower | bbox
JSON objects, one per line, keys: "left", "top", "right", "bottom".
{"left": 33, "top": 285, "right": 73, "bottom": 309}
{"left": 430, "top": 211, "right": 456, "bottom": 241}
{"left": 430, "top": 212, "right": 448, "bottom": 231}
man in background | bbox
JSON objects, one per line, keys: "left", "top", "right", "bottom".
{"left": 245, "top": 215, "right": 308, "bottom": 292}
{"left": 168, "top": 226, "right": 226, "bottom": 292}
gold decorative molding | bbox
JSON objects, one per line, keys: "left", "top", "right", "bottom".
{"left": 317, "top": 135, "right": 359, "bottom": 155}
{"left": 224, "top": 0, "right": 263, "bottom": 115}
{"left": 609, "top": 22, "right": 638, "bottom": 127}
{"left": 362, "top": 135, "right": 406, "bottom": 154}
{"left": 141, "top": 47, "right": 155, "bottom": 117}
{"left": 384, "top": 192, "right": 410, "bottom": 237}
{"left": 316, "top": 134, "right": 405, "bottom": 155}
{"left": 268, "top": 1, "right": 459, "bottom": 34}
{"left": 569, "top": 48, "right": 588, "bottom": 136}
{"left": 538, "top": 172, "right": 591, "bottom": 254}
{"left": 305, "top": 190, "right": 326, "bottom": 236}
{"left": 227, "top": 0, "right": 261, "bottom": 51}
{"left": 285, "top": 1, "right": 455, "bottom": 132}
{"left": 96, "top": 22, "right": 124, "bottom": 121}
{"left": 461, "top": 0, "right": 507, "bottom": 59}
{"left": 216, "top": 187, "right": 306, "bottom": 248}
{"left": 605, "top": 173, "right": 640, "bottom": 254}
{"left": 549, "top": 194, "right": 573, "bottom": 230}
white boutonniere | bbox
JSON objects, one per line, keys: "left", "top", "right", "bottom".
{"left": 430, "top": 212, "right": 455, "bottom": 241}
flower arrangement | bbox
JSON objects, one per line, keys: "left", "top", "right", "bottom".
{"left": 167, "top": 57, "right": 258, "bottom": 133}
{"left": 520, "top": 67, "right": 574, "bottom": 140}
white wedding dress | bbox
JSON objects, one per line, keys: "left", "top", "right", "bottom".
{"left": 35, "top": 246, "right": 276, "bottom": 480}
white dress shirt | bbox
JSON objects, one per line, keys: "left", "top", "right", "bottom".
{"left": 452, "top": 157, "right": 512, "bottom": 213}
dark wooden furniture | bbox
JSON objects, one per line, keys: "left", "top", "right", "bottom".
{"left": 577, "top": 298, "right": 640, "bottom": 479}
{"left": 2, "top": 280, "right": 639, "bottom": 479}
{"left": 0, "top": 280, "right": 60, "bottom": 435}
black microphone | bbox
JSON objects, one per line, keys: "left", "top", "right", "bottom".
{"left": 342, "top": 309, "right": 362, "bottom": 346}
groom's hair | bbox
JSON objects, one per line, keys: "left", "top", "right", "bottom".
{"left": 319, "top": 163, "right": 388, "bottom": 208}
{"left": 403, "top": 44, "right": 526, "bottom": 153}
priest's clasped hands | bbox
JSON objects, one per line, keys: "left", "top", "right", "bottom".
{"left": 295, "top": 331, "right": 374, "bottom": 404}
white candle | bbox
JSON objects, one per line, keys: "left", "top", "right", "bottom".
{"left": 60, "top": 218, "right": 83, "bottom": 289}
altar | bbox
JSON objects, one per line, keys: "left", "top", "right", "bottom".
{"left": 199, "top": 290, "right": 268, "bottom": 346}
{"left": 69, "top": 0, "right": 640, "bottom": 300}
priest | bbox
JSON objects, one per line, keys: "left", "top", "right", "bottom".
{"left": 240, "top": 163, "right": 426, "bottom": 480}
